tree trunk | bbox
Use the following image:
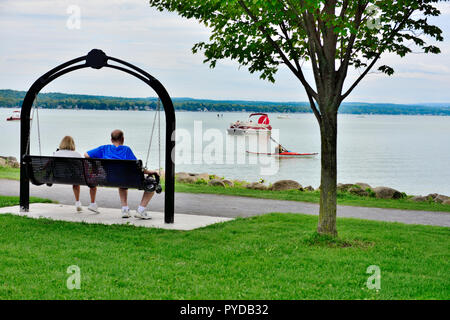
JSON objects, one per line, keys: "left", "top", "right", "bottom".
{"left": 317, "top": 109, "right": 338, "bottom": 236}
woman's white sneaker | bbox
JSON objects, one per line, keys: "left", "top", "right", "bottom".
{"left": 87, "top": 203, "right": 100, "bottom": 214}
{"left": 75, "top": 201, "right": 82, "bottom": 213}
{"left": 135, "top": 209, "right": 151, "bottom": 220}
{"left": 122, "top": 208, "right": 131, "bottom": 218}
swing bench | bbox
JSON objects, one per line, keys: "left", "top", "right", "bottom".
{"left": 23, "top": 156, "right": 160, "bottom": 192}
{"left": 19, "top": 49, "right": 175, "bottom": 223}
{"left": 24, "top": 95, "right": 163, "bottom": 193}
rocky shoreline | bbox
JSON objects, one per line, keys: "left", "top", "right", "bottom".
{"left": 0, "top": 157, "right": 448, "bottom": 205}
{"left": 176, "top": 172, "right": 450, "bottom": 205}
{"left": 0, "top": 156, "right": 19, "bottom": 168}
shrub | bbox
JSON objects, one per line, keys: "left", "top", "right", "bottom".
{"left": 195, "top": 178, "right": 208, "bottom": 185}
{"left": 366, "top": 188, "right": 376, "bottom": 198}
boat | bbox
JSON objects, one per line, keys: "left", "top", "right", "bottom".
{"left": 6, "top": 110, "right": 21, "bottom": 121}
{"left": 277, "top": 114, "right": 291, "bottom": 119}
{"left": 227, "top": 113, "right": 272, "bottom": 135}
{"left": 246, "top": 150, "right": 318, "bottom": 158}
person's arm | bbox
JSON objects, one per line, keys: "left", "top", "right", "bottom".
{"left": 85, "top": 146, "right": 103, "bottom": 159}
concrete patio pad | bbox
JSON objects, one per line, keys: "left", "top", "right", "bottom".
{"left": 0, "top": 203, "right": 233, "bottom": 231}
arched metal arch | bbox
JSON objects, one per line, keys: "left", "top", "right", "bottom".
{"left": 20, "top": 49, "right": 176, "bottom": 224}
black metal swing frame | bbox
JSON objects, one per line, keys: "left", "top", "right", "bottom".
{"left": 20, "top": 49, "right": 176, "bottom": 224}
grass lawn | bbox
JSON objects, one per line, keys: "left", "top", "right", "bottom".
{"left": 0, "top": 195, "right": 448, "bottom": 299}
{"left": 2, "top": 166, "right": 449, "bottom": 212}
{"left": 0, "top": 166, "right": 21, "bottom": 180}
{"left": 174, "top": 183, "right": 450, "bottom": 212}
{"left": 0, "top": 195, "right": 52, "bottom": 207}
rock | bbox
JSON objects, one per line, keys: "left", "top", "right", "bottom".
{"left": 354, "top": 182, "right": 372, "bottom": 190}
{"left": 272, "top": 180, "right": 302, "bottom": 191}
{"left": 410, "top": 196, "right": 427, "bottom": 202}
{"left": 176, "top": 175, "right": 197, "bottom": 184}
{"left": 176, "top": 172, "right": 190, "bottom": 178}
{"left": 0, "top": 156, "right": 19, "bottom": 168}
{"left": 304, "top": 186, "right": 314, "bottom": 192}
{"left": 196, "top": 173, "right": 210, "bottom": 181}
{"left": 208, "top": 179, "right": 225, "bottom": 187}
{"left": 443, "top": 199, "right": 450, "bottom": 206}
{"left": 10, "top": 161, "right": 20, "bottom": 168}
{"left": 245, "top": 182, "right": 268, "bottom": 190}
{"left": 177, "top": 172, "right": 210, "bottom": 183}
{"left": 372, "top": 186, "right": 403, "bottom": 199}
{"left": 222, "top": 179, "right": 234, "bottom": 187}
{"left": 337, "top": 183, "right": 354, "bottom": 192}
{"left": 434, "top": 194, "right": 450, "bottom": 204}
{"left": 348, "top": 186, "right": 369, "bottom": 197}
{"left": 426, "top": 193, "right": 439, "bottom": 200}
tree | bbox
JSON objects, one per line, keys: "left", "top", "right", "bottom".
{"left": 149, "top": 0, "right": 444, "bottom": 236}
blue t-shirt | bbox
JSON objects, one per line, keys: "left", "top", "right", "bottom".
{"left": 87, "top": 145, "right": 137, "bottom": 160}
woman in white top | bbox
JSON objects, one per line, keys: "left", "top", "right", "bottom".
{"left": 53, "top": 136, "right": 83, "bottom": 212}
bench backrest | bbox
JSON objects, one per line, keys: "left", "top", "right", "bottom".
{"left": 24, "top": 155, "right": 145, "bottom": 190}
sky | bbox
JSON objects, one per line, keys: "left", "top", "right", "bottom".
{"left": 1, "top": 0, "right": 450, "bottom": 104}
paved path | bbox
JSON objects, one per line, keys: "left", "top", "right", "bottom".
{"left": 1, "top": 179, "right": 449, "bottom": 227}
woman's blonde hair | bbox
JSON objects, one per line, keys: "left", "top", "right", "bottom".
{"left": 59, "top": 136, "right": 76, "bottom": 151}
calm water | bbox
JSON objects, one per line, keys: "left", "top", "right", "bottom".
{"left": 1, "top": 108, "right": 449, "bottom": 196}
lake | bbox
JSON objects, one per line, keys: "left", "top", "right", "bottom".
{"left": 1, "top": 108, "right": 449, "bottom": 196}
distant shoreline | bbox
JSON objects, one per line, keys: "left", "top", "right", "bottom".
{"left": 1, "top": 89, "right": 450, "bottom": 116}
{"left": 2, "top": 107, "right": 450, "bottom": 117}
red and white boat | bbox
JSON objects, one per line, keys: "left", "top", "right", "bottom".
{"left": 227, "top": 113, "right": 272, "bottom": 135}
{"left": 6, "top": 110, "right": 21, "bottom": 121}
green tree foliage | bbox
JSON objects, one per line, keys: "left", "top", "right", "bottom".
{"left": 148, "top": 0, "right": 444, "bottom": 236}
{"left": 1, "top": 89, "right": 449, "bottom": 114}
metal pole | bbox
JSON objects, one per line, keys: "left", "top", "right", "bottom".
{"left": 20, "top": 91, "right": 35, "bottom": 212}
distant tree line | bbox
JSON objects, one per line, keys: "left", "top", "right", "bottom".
{"left": 0, "top": 89, "right": 449, "bottom": 115}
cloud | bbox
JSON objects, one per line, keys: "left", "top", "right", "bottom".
{"left": 0, "top": 0, "right": 449, "bottom": 103}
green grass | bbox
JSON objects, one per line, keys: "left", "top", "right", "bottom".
{"left": 0, "top": 166, "right": 20, "bottom": 180}
{"left": 2, "top": 166, "right": 449, "bottom": 212}
{"left": 174, "top": 183, "right": 450, "bottom": 212}
{"left": 0, "top": 195, "right": 52, "bottom": 207}
{"left": 0, "top": 212, "right": 448, "bottom": 299}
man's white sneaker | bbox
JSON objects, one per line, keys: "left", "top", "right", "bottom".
{"left": 122, "top": 208, "right": 131, "bottom": 218}
{"left": 134, "top": 210, "right": 151, "bottom": 220}
{"left": 75, "top": 201, "right": 82, "bottom": 213}
{"left": 87, "top": 203, "right": 100, "bottom": 214}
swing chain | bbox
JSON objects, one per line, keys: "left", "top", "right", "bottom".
{"left": 26, "top": 97, "right": 42, "bottom": 157}
{"left": 36, "top": 103, "right": 42, "bottom": 156}
{"left": 144, "top": 98, "right": 161, "bottom": 171}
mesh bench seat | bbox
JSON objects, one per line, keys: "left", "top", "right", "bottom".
{"left": 24, "top": 155, "right": 148, "bottom": 190}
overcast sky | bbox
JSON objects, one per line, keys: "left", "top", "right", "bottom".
{"left": 1, "top": 0, "right": 450, "bottom": 103}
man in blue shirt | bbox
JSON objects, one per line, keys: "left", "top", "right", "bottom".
{"left": 84, "top": 129, "right": 158, "bottom": 219}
